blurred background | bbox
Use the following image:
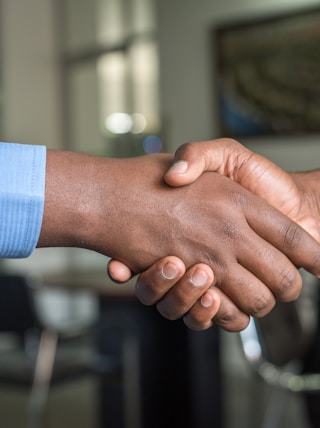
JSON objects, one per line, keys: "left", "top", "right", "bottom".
{"left": 1, "top": 0, "right": 320, "bottom": 427}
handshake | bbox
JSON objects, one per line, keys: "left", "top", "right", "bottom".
{"left": 39, "top": 138, "right": 320, "bottom": 332}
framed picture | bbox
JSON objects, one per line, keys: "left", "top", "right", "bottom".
{"left": 212, "top": 7, "right": 320, "bottom": 138}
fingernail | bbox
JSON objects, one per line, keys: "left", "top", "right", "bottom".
{"left": 169, "top": 161, "right": 188, "bottom": 174}
{"left": 191, "top": 269, "right": 208, "bottom": 287}
{"left": 201, "top": 293, "right": 213, "bottom": 308}
{"left": 162, "top": 262, "right": 180, "bottom": 280}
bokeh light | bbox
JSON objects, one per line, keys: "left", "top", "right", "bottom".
{"left": 142, "top": 135, "right": 163, "bottom": 153}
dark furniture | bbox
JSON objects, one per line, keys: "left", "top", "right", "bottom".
{"left": 97, "top": 297, "right": 222, "bottom": 428}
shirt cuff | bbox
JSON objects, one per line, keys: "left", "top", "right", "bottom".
{"left": 0, "top": 142, "right": 46, "bottom": 258}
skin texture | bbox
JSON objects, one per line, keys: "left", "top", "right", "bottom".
{"left": 165, "top": 138, "right": 320, "bottom": 242}
{"left": 108, "top": 139, "right": 320, "bottom": 331}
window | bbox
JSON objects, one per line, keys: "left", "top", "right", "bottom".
{"left": 58, "top": 0, "right": 162, "bottom": 156}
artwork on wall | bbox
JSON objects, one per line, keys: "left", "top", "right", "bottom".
{"left": 212, "top": 7, "right": 320, "bottom": 138}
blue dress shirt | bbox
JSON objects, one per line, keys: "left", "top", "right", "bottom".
{"left": 0, "top": 142, "right": 46, "bottom": 258}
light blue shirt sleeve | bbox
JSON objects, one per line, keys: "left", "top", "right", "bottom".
{"left": 0, "top": 142, "right": 46, "bottom": 258}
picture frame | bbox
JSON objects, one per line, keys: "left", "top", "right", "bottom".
{"left": 212, "top": 7, "right": 320, "bottom": 138}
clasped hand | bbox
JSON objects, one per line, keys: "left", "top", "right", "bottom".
{"left": 106, "top": 148, "right": 320, "bottom": 332}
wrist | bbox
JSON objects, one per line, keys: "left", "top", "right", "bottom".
{"left": 38, "top": 149, "right": 114, "bottom": 251}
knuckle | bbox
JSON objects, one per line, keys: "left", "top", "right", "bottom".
{"left": 221, "top": 221, "right": 242, "bottom": 241}
{"left": 215, "top": 306, "right": 238, "bottom": 327}
{"left": 274, "top": 266, "right": 302, "bottom": 301}
{"left": 216, "top": 312, "right": 250, "bottom": 332}
{"left": 249, "top": 295, "right": 275, "bottom": 317}
{"left": 282, "top": 222, "right": 302, "bottom": 249}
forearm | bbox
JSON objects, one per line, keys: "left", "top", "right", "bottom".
{"left": 37, "top": 149, "right": 174, "bottom": 269}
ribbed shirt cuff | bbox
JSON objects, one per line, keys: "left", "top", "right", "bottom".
{"left": 0, "top": 142, "right": 46, "bottom": 258}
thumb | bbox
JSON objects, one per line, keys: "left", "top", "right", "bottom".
{"left": 164, "top": 142, "right": 209, "bottom": 187}
{"left": 164, "top": 138, "right": 244, "bottom": 187}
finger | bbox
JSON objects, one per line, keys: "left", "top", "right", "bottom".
{"left": 135, "top": 256, "right": 186, "bottom": 306}
{"left": 217, "top": 262, "right": 277, "bottom": 317}
{"left": 237, "top": 230, "right": 303, "bottom": 303}
{"left": 156, "top": 264, "right": 214, "bottom": 320}
{"left": 244, "top": 192, "right": 320, "bottom": 278}
{"left": 107, "top": 259, "right": 133, "bottom": 283}
{"left": 182, "top": 288, "right": 221, "bottom": 331}
{"left": 184, "top": 287, "right": 251, "bottom": 332}
{"left": 213, "top": 289, "right": 250, "bottom": 332}
{"left": 164, "top": 142, "right": 211, "bottom": 187}
{"left": 164, "top": 138, "right": 251, "bottom": 187}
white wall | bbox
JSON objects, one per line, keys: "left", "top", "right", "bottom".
{"left": 156, "top": 0, "right": 320, "bottom": 171}
{"left": 1, "top": 0, "right": 62, "bottom": 149}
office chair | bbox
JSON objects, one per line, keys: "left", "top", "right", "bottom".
{"left": 0, "top": 273, "right": 97, "bottom": 428}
